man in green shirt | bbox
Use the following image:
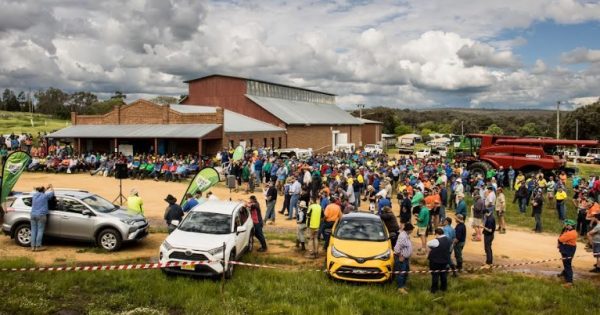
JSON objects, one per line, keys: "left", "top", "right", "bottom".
{"left": 411, "top": 187, "right": 424, "bottom": 209}
{"left": 415, "top": 199, "right": 430, "bottom": 255}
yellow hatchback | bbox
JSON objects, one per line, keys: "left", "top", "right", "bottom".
{"left": 326, "top": 213, "right": 394, "bottom": 283}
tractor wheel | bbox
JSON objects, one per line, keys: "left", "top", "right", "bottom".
{"left": 469, "top": 162, "right": 490, "bottom": 179}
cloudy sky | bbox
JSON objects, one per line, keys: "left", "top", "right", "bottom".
{"left": 1, "top": 0, "right": 599, "bottom": 110}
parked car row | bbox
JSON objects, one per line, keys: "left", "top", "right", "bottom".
{"left": 3, "top": 189, "right": 396, "bottom": 282}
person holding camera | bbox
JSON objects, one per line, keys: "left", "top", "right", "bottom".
{"left": 31, "top": 184, "right": 54, "bottom": 252}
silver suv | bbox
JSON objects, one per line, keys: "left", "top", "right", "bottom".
{"left": 2, "top": 189, "right": 149, "bottom": 251}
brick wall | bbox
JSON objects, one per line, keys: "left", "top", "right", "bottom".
{"left": 286, "top": 125, "right": 363, "bottom": 152}
{"left": 361, "top": 123, "right": 382, "bottom": 146}
{"left": 72, "top": 99, "right": 224, "bottom": 125}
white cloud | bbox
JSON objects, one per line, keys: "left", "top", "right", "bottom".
{"left": 0, "top": 0, "right": 599, "bottom": 110}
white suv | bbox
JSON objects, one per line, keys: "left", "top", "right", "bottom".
{"left": 159, "top": 200, "right": 254, "bottom": 278}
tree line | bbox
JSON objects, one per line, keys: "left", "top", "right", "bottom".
{"left": 353, "top": 99, "right": 600, "bottom": 140}
{"left": 0, "top": 88, "right": 181, "bottom": 119}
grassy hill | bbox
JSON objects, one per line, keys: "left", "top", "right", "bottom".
{"left": 0, "top": 111, "right": 69, "bottom": 135}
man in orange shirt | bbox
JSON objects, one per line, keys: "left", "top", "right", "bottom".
{"left": 557, "top": 219, "right": 577, "bottom": 288}
{"left": 323, "top": 197, "right": 342, "bottom": 250}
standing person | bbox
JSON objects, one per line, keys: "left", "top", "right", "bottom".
{"left": 307, "top": 198, "right": 322, "bottom": 258}
{"left": 264, "top": 181, "right": 278, "bottom": 224}
{"left": 30, "top": 184, "right": 54, "bottom": 251}
{"left": 471, "top": 194, "right": 485, "bottom": 242}
{"left": 380, "top": 206, "right": 400, "bottom": 246}
{"left": 555, "top": 186, "right": 567, "bottom": 221}
{"left": 495, "top": 188, "right": 506, "bottom": 233}
{"left": 163, "top": 194, "right": 183, "bottom": 234}
{"left": 454, "top": 214, "right": 467, "bottom": 273}
{"left": 393, "top": 223, "right": 414, "bottom": 295}
{"left": 181, "top": 193, "right": 198, "bottom": 213}
{"left": 587, "top": 213, "right": 600, "bottom": 273}
{"left": 415, "top": 200, "right": 430, "bottom": 255}
{"left": 399, "top": 191, "right": 412, "bottom": 228}
{"left": 248, "top": 195, "right": 268, "bottom": 252}
{"left": 323, "top": 197, "right": 342, "bottom": 250}
{"left": 427, "top": 228, "right": 451, "bottom": 294}
{"left": 288, "top": 176, "right": 302, "bottom": 220}
{"left": 127, "top": 188, "right": 144, "bottom": 216}
{"left": 508, "top": 166, "right": 515, "bottom": 190}
{"left": 482, "top": 209, "right": 496, "bottom": 266}
{"left": 296, "top": 201, "right": 308, "bottom": 251}
{"left": 455, "top": 193, "right": 467, "bottom": 218}
{"left": 531, "top": 188, "right": 544, "bottom": 233}
{"left": 557, "top": 220, "right": 577, "bottom": 288}
{"left": 516, "top": 181, "right": 529, "bottom": 214}
{"left": 442, "top": 217, "right": 457, "bottom": 276}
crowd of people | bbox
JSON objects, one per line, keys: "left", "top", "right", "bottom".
{"left": 219, "top": 147, "right": 600, "bottom": 292}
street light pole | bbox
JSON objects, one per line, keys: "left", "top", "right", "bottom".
{"left": 357, "top": 104, "right": 365, "bottom": 118}
{"left": 556, "top": 101, "right": 561, "bottom": 139}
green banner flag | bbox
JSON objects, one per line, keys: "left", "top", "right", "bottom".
{"left": 180, "top": 167, "right": 220, "bottom": 206}
{"left": 1, "top": 151, "right": 31, "bottom": 204}
{"left": 232, "top": 145, "right": 245, "bottom": 162}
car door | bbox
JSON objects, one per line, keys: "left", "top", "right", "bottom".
{"left": 239, "top": 207, "right": 252, "bottom": 246}
{"left": 232, "top": 210, "right": 246, "bottom": 252}
{"left": 56, "top": 197, "right": 95, "bottom": 240}
{"left": 45, "top": 197, "right": 64, "bottom": 237}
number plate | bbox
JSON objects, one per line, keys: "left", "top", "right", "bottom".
{"left": 181, "top": 264, "right": 195, "bottom": 271}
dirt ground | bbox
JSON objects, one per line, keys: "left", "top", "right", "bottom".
{"left": 3, "top": 172, "right": 598, "bottom": 277}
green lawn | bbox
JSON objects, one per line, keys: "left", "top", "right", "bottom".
{"left": 0, "top": 257, "right": 598, "bottom": 314}
{"left": 0, "top": 110, "right": 69, "bottom": 136}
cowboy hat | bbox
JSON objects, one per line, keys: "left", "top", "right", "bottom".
{"left": 164, "top": 194, "right": 177, "bottom": 203}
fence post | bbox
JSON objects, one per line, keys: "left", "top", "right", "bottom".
{"left": 220, "top": 241, "right": 226, "bottom": 297}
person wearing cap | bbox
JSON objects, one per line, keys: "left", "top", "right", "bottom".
{"left": 555, "top": 186, "right": 568, "bottom": 221}
{"left": 531, "top": 187, "right": 544, "bottom": 233}
{"left": 427, "top": 227, "right": 451, "bottom": 293}
{"left": 30, "top": 184, "right": 54, "bottom": 252}
{"left": 127, "top": 188, "right": 144, "bottom": 216}
{"left": 471, "top": 194, "right": 485, "bottom": 241}
{"left": 495, "top": 187, "right": 506, "bottom": 234}
{"left": 482, "top": 208, "right": 496, "bottom": 267}
{"left": 307, "top": 198, "right": 322, "bottom": 258}
{"left": 455, "top": 193, "right": 467, "bottom": 219}
{"left": 454, "top": 214, "right": 467, "bottom": 272}
{"left": 295, "top": 200, "right": 308, "bottom": 251}
{"left": 164, "top": 194, "right": 183, "bottom": 234}
{"left": 453, "top": 178, "right": 464, "bottom": 207}
{"left": 393, "top": 223, "right": 414, "bottom": 295}
{"left": 586, "top": 213, "right": 600, "bottom": 273}
{"left": 558, "top": 219, "right": 577, "bottom": 287}
{"left": 248, "top": 195, "right": 268, "bottom": 252}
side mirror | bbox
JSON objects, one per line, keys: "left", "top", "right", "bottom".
{"left": 82, "top": 209, "right": 93, "bottom": 216}
{"left": 236, "top": 226, "right": 247, "bottom": 234}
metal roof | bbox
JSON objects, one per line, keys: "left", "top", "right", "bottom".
{"left": 168, "top": 104, "right": 285, "bottom": 133}
{"left": 358, "top": 118, "right": 383, "bottom": 124}
{"left": 47, "top": 124, "right": 221, "bottom": 139}
{"left": 168, "top": 104, "right": 216, "bottom": 114}
{"left": 246, "top": 95, "right": 362, "bottom": 125}
{"left": 183, "top": 74, "right": 336, "bottom": 96}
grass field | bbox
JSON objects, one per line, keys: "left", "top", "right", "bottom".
{"left": 0, "top": 257, "right": 598, "bottom": 315}
{"left": 0, "top": 110, "right": 69, "bottom": 135}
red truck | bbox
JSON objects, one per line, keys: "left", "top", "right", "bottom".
{"left": 456, "top": 134, "right": 598, "bottom": 176}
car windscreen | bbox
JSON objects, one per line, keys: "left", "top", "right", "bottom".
{"left": 334, "top": 218, "right": 387, "bottom": 241}
{"left": 178, "top": 212, "right": 232, "bottom": 234}
{"left": 81, "top": 195, "right": 117, "bottom": 213}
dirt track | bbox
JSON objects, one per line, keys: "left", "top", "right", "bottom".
{"left": 3, "top": 172, "right": 597, "bottom": 277}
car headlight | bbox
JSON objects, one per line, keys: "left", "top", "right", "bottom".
{"left": 331, "top": 246, "right": 348, "bottom": 258}
{"left": 207, "top": 245, "right": 225, "bottom": 256}
{"left": 120, "top": 219, "right": 135, "bottom": 225}
{"left": 374, "top": 249, "right": 391, "bottom": 261}
{"left": 162, "top": 240, "right": 172, "bottom": 251}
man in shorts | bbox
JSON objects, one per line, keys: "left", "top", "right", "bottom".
{"left": 471, "top": 193, "right": 485, "bottom": 241}
{"left": 415, "top": 199, "right": 430, "bottom": 255}
{"left": 587, "top": 213, "right": 600, "bottom": 273}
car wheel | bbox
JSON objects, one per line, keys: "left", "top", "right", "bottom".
{"left": 97, "top": 228, "right": 122, "bottom": 252}
{"left": 14, "top": 223, "right": 32, "bottom": 247}
{"left": 225, "top": 250, "right": 235, "bottom": 279}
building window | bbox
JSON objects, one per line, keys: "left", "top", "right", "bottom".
{"left": 271, "top": 137, "right": 275, "bottom": 149}
{"left": 278, "top": 137, "right": 282, "bottom": 149}
{"left": 229, "top": 140, "right": 234, "bottom": 148}
{"left": 263, "top": 138, "right": 267, "bottom": 148}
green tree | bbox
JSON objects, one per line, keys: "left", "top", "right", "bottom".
{"left": 562, "top": 100, "right": 600, "bottom": 140}
{"left": 484, "top": 124, "right": 504, "bottom": 135}
{"left": 2, "top": 89, "right": 21, "bottom": 112}
{"left": 394, "top": 124, "right": 412, "bottom": 135}
{"left": 35, "top": 87, "right": 70, "bottom": 118}
{"left": 150, "top": 96, "right": 178, "bottom": 105}
{"left": 67, "top": 91, "right": 98, "bottom": 114}
{"left": 518, "top": 122, "right": 540, "bottom": 137}
{"left": 83, "top": 98, "right": 125, "bottom": 115}
{"left": 110, "top": 91, "right": 127, "bottom": 100}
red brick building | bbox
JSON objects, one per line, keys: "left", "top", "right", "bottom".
{"left": 359, "top": 118, "right": 383, "bottom": 145}
{"left": 181, "top": 75, "right": 363, "bottom": 152}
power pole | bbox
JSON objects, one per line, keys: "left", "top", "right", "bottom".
{"left": 575, "top": 119, "right": 579, "bottom": 166}
{"left": 461, "top": 121, "right": 464, "bottom": 136}
{"left": 556, "top": 101, "right": 560, "bottom": 139}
